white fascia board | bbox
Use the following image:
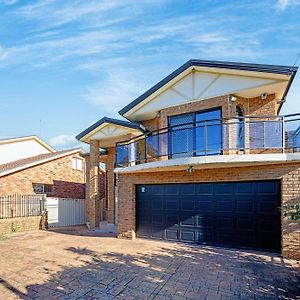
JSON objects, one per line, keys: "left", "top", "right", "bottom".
{"left": 0, "top": 149, "right": 84, "bottom": 177}
{"left": 114, "top": 153, "right": 300, "bottom": 174}
{"left": 0, "top": 135, "right": 56, "bottom": 153}
{"left": 81, "top": 123, "right": 141, "bottom": 144}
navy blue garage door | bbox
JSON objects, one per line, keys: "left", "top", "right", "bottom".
{"left": 136, "top": 181, "right": 281, "bottom": 253}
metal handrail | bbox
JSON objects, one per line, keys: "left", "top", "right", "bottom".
{"left": 115, "top": 114, "right": 300, "bottom": 167}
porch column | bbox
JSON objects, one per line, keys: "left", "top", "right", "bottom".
{"left": 106, "top": 147, "right": 116, "bottom": 224}
{"left": 87, "top": 139, "right": 100, "bottom": 229}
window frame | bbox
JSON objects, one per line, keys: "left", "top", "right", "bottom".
{"left": 72, "top": 157, "right": 83, "bottom": 171}
{"left": 168, "top": 107, "right": 223, "bottom": 158}
{"left": 33, "top": 183, "right": 53, "bottom": 194}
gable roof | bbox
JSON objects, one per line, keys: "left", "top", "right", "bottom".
{"left": 76, "top": 116, "right": 145, "bottom": 142}
{"left": 0, "top": 148, "right": 84, "bottom": 177}
{"left": 0, "top": 135, "right": 56, "bottom": 153}
{"left": 119, "top": 59, "right": 298, "bottom": 117}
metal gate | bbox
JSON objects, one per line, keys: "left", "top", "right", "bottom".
{"left": 47, "top": 197, "right": 85, "bottom": 227}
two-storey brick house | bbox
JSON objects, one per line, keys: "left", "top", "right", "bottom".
{"left": 77, "top": 60, "right": 300, "bottom": 259}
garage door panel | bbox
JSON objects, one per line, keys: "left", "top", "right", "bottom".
{"left": 165, "top": 185, "right": 179, "bottom": 194}
{"left": 215, "top": 183, "right": 234, "bottom": 194}
{"left": 152, "top": 196, "right": 164, "bottom": 210}
{"left": 181, "top": 196, "right": 195, "bottom": 211}
{"left": 181, "top": 230, "right": 196, "bottom": 242}
{"left": 181, "top": 215, "right": 196, "bottom": 227}
{"left": 166, "top": 197, "right": 179, "bottom": 210}
{"left": 197, "top": 215, "right": 213, "bottom": 227}
{"left": 215, "top": 200, "right": 233, "bottom": 212}
{"left": 136, "top": 181, "right": 280, "bottom": 253}
{"left": 137, "top": 226, "right": 151, "bottom": 237}
{"left": 166, "top": 214, "right": 180, "bottom": 226}
{"left": 166, "top": 229, "right": 179, "bottom": 241}
{"left": 257, "top": 235, "right": 279, "bottom": 251}
{"left": 236, "top": 234, "right": 255, "bottom": 248}
{"left": 236, "top": 201, "right": 254, "bottom": 213}
{"left": 152, "top": 214, "right": 164, "bottom": 226}
{"left": 198, "top": 230, "right": 214, "bottom": 244}
{"left": 236, "top": 218, "right": 255, "bottom": 231}
{"left": 151, "top": 227, "right": 165, "bottom": 239}
{"left": 257, "top": 181, "right": 278, "bottom": 194}
{"left": 196, "top": 184, "right": 213, "bottom": 195}
{"left": 196, "top": 200, "right": 213, "bottom": 211}
{"left": 257, "top": 201, "right": 278, "bottom": 213}
{"left": 180, "top": 184, "right": 195, "bottom": 195}
{"left": 235, "top": 182, "right": 255, "bottom": 194}
{"left": 216, "top": 216, "right": 234, "bottom": 229}
{"left": 137, "top": 213, "right": 150, "bottom": 226}
{"left": 215, "top": 231, "right": 235, "bottom": 246}
{"left": 258, "top": 218, "right": 280, "bottom": 232}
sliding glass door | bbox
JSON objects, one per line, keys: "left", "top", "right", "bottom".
{"left": 169, "top": 108, "right": 222, "bottom": 157}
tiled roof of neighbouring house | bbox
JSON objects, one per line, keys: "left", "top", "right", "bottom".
{"left": 0, "top": 149, "right": 83, "bottom": 177}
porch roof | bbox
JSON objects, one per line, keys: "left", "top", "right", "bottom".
{"left": 76, "top": 117, "right": 145, "bottom": 146}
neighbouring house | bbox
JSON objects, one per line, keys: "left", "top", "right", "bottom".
{"left": 76, "top": 59, "right": 300, "bottom": 259}
{"left": 0, "top": 136, "right": 85, "bottom": 199}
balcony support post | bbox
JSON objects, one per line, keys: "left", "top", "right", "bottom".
{"left": 282, "top": 116, "right": 286, "bottom": 153}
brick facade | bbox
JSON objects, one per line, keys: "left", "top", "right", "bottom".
{"left": 117, "top": 163, "right": 300, "bottom": 260}
{"left": 0, "top": 212, "right": 48, "bottom": 237}
{"left": 106, "top": 147, "right": 116, "bottom": 224}
{"left": 0, "top": 153, "right": 85, "bottom": 198}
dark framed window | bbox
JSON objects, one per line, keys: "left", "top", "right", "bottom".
{"left": 168, "top": 107, "right": 222, "bottom": 157}
{"left": 236, "top": 106, "right": 244, "bottom": 150}
{"left": 33, "top": 183, "right": 53, "bottom": 194}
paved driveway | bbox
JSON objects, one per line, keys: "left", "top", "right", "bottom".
{"left": 0, "top": 227, "right": 299, "bottom": 300}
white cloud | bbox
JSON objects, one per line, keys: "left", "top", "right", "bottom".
{"left": 49, "top": 134, "right": 78, "bottom": 148}
{"left": 0, "top": 0, "right": 19, "bottom": 5}
{"left": 276, "top": 0, "right": 300, "bottom": 11}
{"left": 83, "top": 70, "right": 148, "bottom": 116}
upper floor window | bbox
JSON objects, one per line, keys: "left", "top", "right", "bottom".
{"left": 169, "top": 108, "right": 222, "bottom": 157}
{"left": 236, "top": 105, "right": 244, "bottom": 150}
{"left": 72, "top": 157, "right": 83, "bottom": 171}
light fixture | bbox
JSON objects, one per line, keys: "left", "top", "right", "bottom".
{"left": 186, "top": 166, "right": 194, "bottom": 173}
{"left": 229, "top": 95, "right": 237, "bottom": 102}
{"left": 260, "top": 93, "right": 268, "bottom": 100}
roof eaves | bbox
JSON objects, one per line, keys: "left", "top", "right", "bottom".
{"left": 118, "top": 59, "right": 298, "bottom": 117}
{"left": 76, "top": 117, "right": 145, "bottom": 141}
{"left": 0, "top": 148, "right": 83, "bottom": 177}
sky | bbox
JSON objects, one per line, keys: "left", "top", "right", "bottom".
{"left": 0, "top": 0, "right": 299, "bottom": 151}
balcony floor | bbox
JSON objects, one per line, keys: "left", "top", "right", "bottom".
{"left": 114, "top": 152, "right": 300, "bottom": 173}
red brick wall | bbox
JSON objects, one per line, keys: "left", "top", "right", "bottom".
{"left": 117, "top": 163, "right": 300, "bottom": 260}
{"left": 0, "top": 153, "right": 85, "bottom": 199}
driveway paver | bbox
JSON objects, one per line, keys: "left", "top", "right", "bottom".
{"left": 0, "top": 226, "right": 299, "bottom": 299}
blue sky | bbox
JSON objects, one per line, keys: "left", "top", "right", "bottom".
{"left": 0, "top": 0, "right": 299, "bottom": 150}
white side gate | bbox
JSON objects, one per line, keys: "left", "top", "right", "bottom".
{"left": 47, "top": 197, "right": 85, "bottom": 227}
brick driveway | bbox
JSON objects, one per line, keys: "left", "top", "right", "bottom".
{"left": 0, "top": 227, "right": 299, "bottom": 300}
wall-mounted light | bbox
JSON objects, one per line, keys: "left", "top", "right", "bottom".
{"left": 260, "top": 93, "right": 268, "bottom": 100}
{"left": 229, "top": 95, "right": 237, "bottom": 102}
{"left": 186, "top": 166, "right": 194, "bottom": 173}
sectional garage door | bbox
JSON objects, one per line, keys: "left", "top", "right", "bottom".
{"left": 136, "top": 181, "right": 281, "bottom": 253}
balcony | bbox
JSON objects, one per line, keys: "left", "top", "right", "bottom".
{"left": 116, "top": 114, "right": 300, "bottom": 169}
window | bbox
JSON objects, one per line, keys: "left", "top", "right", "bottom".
{"left": 33, "top": 183, "right": 52, "bottom": 194}
{"left": 169, "top": 108, "right": 222, "bottom": 157}
{"left": 72, "top": 157, "right": 83, "bottom": 171}
{"left": 236, "top": 106, "right": 244, "bottom": 150}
